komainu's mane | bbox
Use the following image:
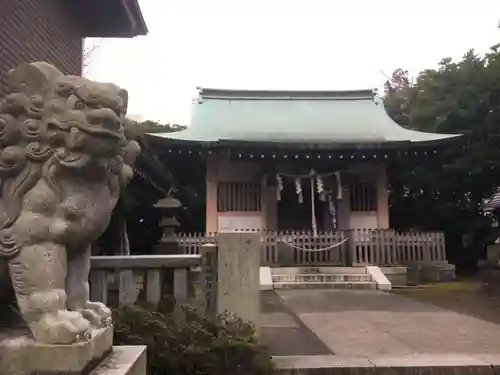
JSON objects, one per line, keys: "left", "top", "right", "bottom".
{"left": 0, "top": 92, "right": 56, "bottom": 258}
{"left": 0, "top": 62, "right": 137, "bottom": 259}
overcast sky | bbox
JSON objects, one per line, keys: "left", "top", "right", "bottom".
{"left": 86, "top": 0, "right": 500, "bottom": 125}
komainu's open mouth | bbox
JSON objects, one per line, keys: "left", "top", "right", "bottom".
{"left": 56, "top": 149, "right": 91, "bottom": 168}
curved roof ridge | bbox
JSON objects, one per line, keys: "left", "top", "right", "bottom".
{"left": 197, "top": 87, "right": 376, "bottom": 101}
{"left": 149, "top": 87, "right": 461, "bottom": 147}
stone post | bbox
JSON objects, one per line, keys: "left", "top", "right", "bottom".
{"left": 201, "top": 233, "right": 260, "bottom": 330}
{"left": 201, "top": 243, "right": 218, "bottom": 318}
{"left": 277, "top": 240, "right": 295, "bottom": 266}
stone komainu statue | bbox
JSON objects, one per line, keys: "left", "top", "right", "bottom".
{"left": 0, "top": 62, "right": 140, "bottom": 344}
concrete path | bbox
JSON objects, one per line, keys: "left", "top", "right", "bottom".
{"left": 276, "top": 289, "right": 500, "bottom": 356}
{"left": 259, "top": 291, "right": 331, "bottom": 356}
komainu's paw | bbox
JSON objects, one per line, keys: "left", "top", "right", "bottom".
{"left": 79, "top": 301, "right": 112, "bottom": 328}
{"left": 31, "top": 310, "right": 91, "bottom": 344}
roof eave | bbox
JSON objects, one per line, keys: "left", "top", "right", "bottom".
{"left": 407, "top": 133, "right": 463, "bottom": 145}
{"left": 197, "top": 87, "right": 376, "bottom": 100}
{"left": 67, "top": 0, "right": 148, "bottom": 38}
{"left": 121, "top": 0, "right": 149, "bottom": 36}
{"left": 146, "top": 133, "right": 462, "bottom": 149}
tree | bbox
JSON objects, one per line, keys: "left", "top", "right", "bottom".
{"left": 134, "top": 120, "right": 187, "bottom": 134}
{"left": 94, "top": 120, "right": 203, "bottom": 255}
{"left": 383, "top": 69, "right": 414, "bottom": 127}
{"left": 384, "top": 49, "right": 500, "bottom": 268}
{"left": 95, "top": 120, "right": 182, "bottom": 255}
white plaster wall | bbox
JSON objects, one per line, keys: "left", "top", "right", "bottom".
{"left": 218, "top": 215, "right": 262, "bottom": 232}
{"left": 349, "top": 211, "right": 378, "bottom": 229}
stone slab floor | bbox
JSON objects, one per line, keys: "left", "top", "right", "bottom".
{"left": 263, "top": 289, "right": 500, "bottom": 356}
{"left": 260, "top": 290, "right": 332, "bottom": 356}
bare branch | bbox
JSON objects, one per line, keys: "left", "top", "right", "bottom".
{"left": 83, "top": 38, "right": 103, "bottom": 75}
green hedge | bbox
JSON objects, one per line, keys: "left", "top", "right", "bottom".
{"left": 113, "top": 304, "right": 275, "bottom": 375}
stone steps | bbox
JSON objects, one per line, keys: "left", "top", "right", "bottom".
{"left": 274, "top": 266, "right": 368, "bottom": 275}
{"left": 273, "top": 354, "right": 500, "bottom": 375}
{"left": 273, "top": 280, "right": 377, "bottom": 289}
{"left": 273, "top": 273, "right": 372, "bottom": 283}
{"left": 271, "top": 266, "right": 377, "bottom": 290}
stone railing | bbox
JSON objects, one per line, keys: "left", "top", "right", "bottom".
{"left": 89, "top": 233, "right": 261, "bottom": 327}
{"left": 89, "top": 254, "right": 201, "bottom": 313}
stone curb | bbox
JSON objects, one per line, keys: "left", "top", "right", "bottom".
{"left": 273, "top": 354, "right": 500, "bottom": 375}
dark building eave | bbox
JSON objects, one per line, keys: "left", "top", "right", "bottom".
{"left": 146, "top": 133, "right": 462, "bottom": 150}
{"left": 484, "top": 188, "right": 500, "bottom": 211}
{"left": 197, "top": 87, "right": 376, "bottom": 100}
{"left": 146, "top": 134, "right": 458, "bottom": 164}
{"left": 66, "top": 0, "right": 148, "bottom": 38}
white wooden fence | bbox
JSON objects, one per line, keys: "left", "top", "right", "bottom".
{"left": 177, "top": 229, "right": 447, "bottom": 266}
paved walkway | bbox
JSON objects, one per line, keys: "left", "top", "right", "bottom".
{"left": 274, "top": 289, "right": 500, "bottom": 356}
{"left": 260, "top": 291, "right": 331, "bottom": 356}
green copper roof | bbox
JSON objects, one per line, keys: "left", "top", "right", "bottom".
{"left": 149, "top": 88, "right": 461, "bottom": 147}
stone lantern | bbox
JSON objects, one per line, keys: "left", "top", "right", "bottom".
{"left": 154, "top": 196, "right": 182, "bottom": 254}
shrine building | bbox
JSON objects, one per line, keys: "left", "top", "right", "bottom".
{"left": 149, "top": 88, "right": 461, "bottom": 235}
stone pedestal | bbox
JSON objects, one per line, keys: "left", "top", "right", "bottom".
{"left": 421, "top": 262, "right": 456, "bottom": 282}
{"left": 405, "top": 261, "right": 456, "bottom": 283}
{"left": 91, "top": 346, "right": 147, "bottom": 375}
{"left": 379, "top": 266, "right": 408, "bottom": 286}
{"left": 479, "top": 257, "right": 500, "bottom": 294}
{"left": 0, "top": 326, "right": 146, "bottom": 375}
{"left": 487, "top": 244, "right": 500, "bottom": 263}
